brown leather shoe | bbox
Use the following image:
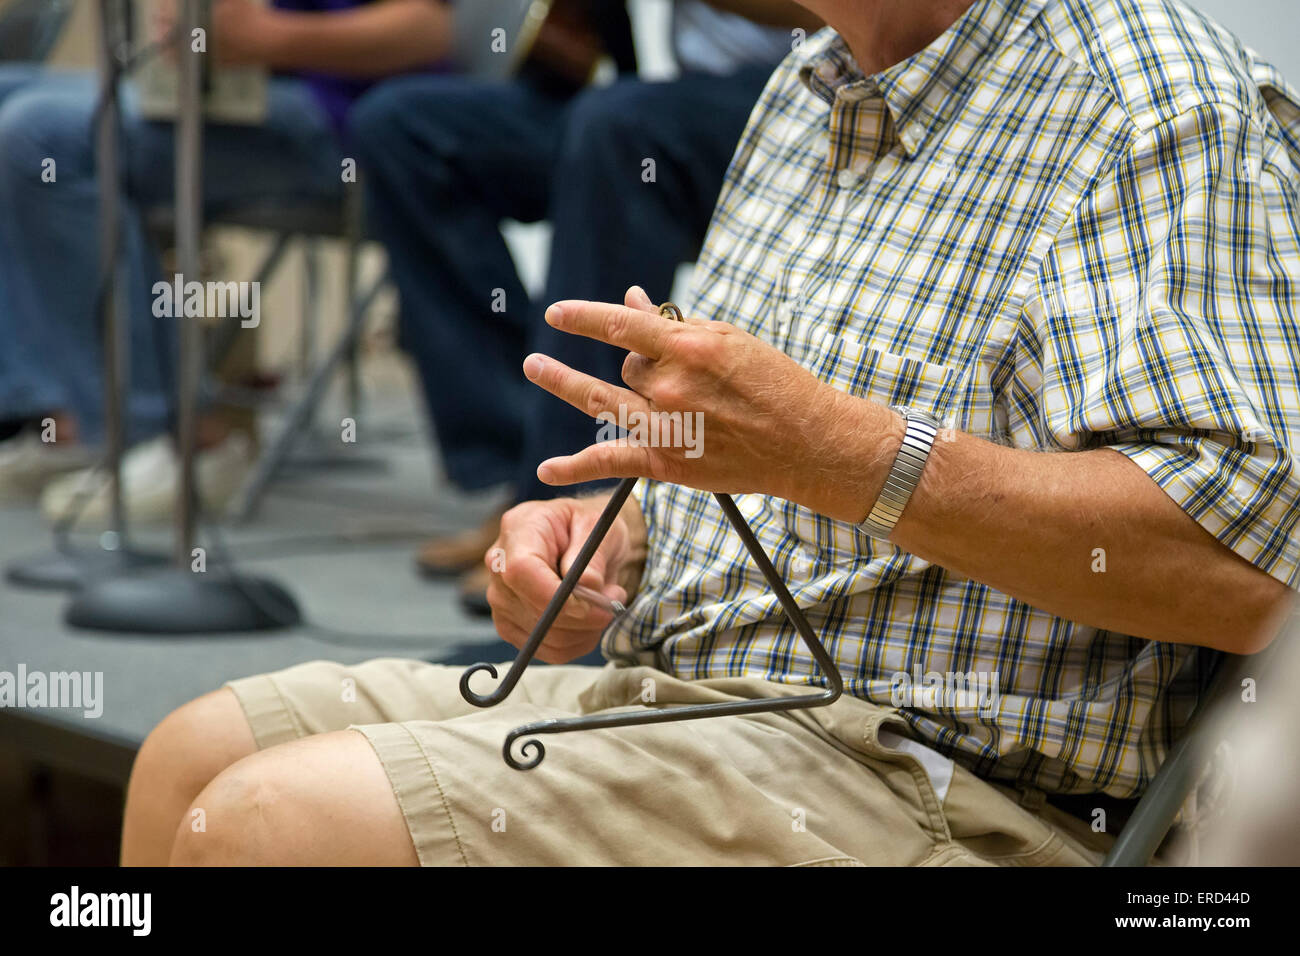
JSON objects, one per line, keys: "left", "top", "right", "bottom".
{"left": 457, "top": 563, "right": 493, "bottom": 618}
{"left": 415, "top": 511, "right": 503, "bottom": 579}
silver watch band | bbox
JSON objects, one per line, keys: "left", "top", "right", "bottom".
{"left": 858, "top": 406, "right": 941, "bottom": 539}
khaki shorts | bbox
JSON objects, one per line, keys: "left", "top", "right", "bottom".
{"left": 227, "top": 658, "right": 1113, "bottom": 866}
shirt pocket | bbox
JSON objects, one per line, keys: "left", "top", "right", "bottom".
{"left": 824, "top": 340, "right": 962, "bottom": 420}
{"left": 783, "top": 343, "right": 962, "bottom": 568}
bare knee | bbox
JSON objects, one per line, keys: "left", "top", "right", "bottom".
{"left": 169, "top": 730, "right": 417, "bottom": 866}
{"left": 122, "top": 688, "right": 257, "bottom": 866}
{"left": 169, "top": 751, "right": 284, "bottom": 866}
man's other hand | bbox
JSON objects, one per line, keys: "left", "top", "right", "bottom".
{"left": 484, "top": 495, "right": 644, "bottom": 664}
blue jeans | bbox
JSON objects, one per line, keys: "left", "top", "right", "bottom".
{"left": 0, "top": 65, "right": 343, "bottom": 445}
{"left": 348, "top": 67, "right": 774, "bottom": 497}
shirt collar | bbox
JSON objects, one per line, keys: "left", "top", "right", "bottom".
{"left": 798, "top": 0, "right": 1049, "bottom": 158}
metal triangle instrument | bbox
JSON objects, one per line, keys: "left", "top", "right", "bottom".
{"left": 459, "top": 303, "right": 845, "bottom": 769}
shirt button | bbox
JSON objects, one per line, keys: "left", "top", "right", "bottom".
{"left": 816, "top": 61, "right": 837, "bottom": 82}
{"left": 836, "top": 168, "right": 860, "bottom": 189}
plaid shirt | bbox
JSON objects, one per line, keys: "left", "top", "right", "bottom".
{"left": 606, "top": 0, "right": 1300, "bottom": 797}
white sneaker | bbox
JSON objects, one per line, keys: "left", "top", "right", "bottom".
{"left": 39, "top": 432, "right": 255, "bottom": 527}
{"left": 0, "top": 431, "right": 97, "bottom": 504}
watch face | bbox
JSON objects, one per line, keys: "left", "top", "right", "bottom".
{"left": 894, "top": 406, "right": 942, "bottom": 428}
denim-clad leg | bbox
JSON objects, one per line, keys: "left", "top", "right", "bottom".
{"left": 0, "top": 64, "right": 89, "bottom": 425}
{"left": 512, "top": 65, "right": 775, "bottom": 503}
{"left": 0, "top": 71, "right": 342, "bottom": 445}
{"left": 346, "top": 75, "right": 568, "bottom": 492}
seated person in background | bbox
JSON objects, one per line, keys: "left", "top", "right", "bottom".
{"left": 0, "top": 0, "right": 449, "bottom": 524}
{"left": 124, "top": 0, "right": 1298, "bottom": 866}
{"left": 347, "top": 0, "right": 821, "bottom": 609}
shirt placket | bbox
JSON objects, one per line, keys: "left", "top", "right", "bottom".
{"left": 777, "top": 76, "right": 891, "bottom": 372}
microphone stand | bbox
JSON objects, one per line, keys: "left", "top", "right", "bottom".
{"left": 5, "top": 0, "right": 168, "bottom": 590}
{"left": 66, "top": 0, "right": 300, "bottom": 633}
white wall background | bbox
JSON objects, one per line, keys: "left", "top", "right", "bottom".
{"left": 1188, "top": 0, "right": 1300, "bottom": 81}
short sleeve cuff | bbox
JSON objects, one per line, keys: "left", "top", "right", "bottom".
{"left": 1109, "top": 440, "right": 1300, "bottom": 591}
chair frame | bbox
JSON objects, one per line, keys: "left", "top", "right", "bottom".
{"left": 146, "top": 184, "right": 389, "bottom": 520}
{"left": 1102, "top": 648, "right": 1266, "bottom": 865}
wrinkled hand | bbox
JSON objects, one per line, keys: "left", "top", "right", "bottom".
{"left": 524, "top": 286, "right": 890, "bottom": 520}
{"left": 484, "top": 496, "right": 642, "bottom": 664}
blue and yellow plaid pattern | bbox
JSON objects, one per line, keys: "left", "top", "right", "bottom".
{"left": 605, "top": 0, "right": 1300, "bottom": 797}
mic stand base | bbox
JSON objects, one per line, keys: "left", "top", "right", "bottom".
{"left": 64, "top": 566, "right": 300, "bottom": 634}
{"left": 5, "top": 544, "right": 169, "bottom": 591}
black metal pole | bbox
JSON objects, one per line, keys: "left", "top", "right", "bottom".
{"left": 3, "top": 0, "right": 172, "bottom": 590}
{"left": 173, "top": 0, "right": 204, "bottom": 565}
{"left": 64, "top": 0, "right": 300, "bottom": 633}
{"left": 98, "top": 0, "right": 127, "bottom": 539}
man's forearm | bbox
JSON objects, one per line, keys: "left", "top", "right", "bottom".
{"left": 260, "top": 0, "right": 449, "bottom": 76}
{"left": 809, "top": 393, "right": 1294, "bottom": 654}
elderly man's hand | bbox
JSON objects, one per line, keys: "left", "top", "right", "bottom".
{"left": 525, "top": 287, "right": 902, "bottom": 522}
{"left": 484, "top": 495, "right": 644, "bottom": 664}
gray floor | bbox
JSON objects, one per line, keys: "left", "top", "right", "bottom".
{"left": 0, "top": 374, "right": 511, "bottom": 756}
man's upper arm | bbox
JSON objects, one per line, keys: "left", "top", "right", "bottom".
{"left": 1021, "top": 100, "right": 1300, "bottom": 590}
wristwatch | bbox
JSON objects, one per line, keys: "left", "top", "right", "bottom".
{"left": 858, "top": 406, "right": 942, "bottom": 539}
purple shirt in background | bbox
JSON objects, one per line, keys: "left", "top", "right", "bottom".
{"left": 270, "top": 0, "right": 445, "bottom": 131}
